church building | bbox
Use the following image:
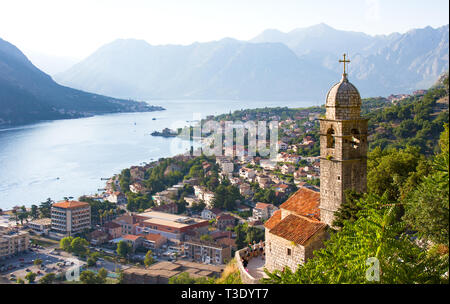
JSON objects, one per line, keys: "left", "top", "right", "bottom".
{"left": 264, "top": 55, "right": 368, "bottom": 272}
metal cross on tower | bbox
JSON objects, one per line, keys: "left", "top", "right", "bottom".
{"left": 339, "top": 53, "right": 350, "bottom": 75}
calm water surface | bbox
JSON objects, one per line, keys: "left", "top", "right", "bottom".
{"left": 0, "top": 99, "right": 316, "bottom": 209}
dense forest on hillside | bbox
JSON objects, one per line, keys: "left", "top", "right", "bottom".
{"left": 367, "top": 76, "right": 449, "bottom": 154}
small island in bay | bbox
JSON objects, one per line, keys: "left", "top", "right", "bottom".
{"left": 151, "top": 127, "right": 178, "bottom": 137}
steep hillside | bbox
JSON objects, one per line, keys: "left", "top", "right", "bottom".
{"left": 55, "top": 38, "right": 336, "bottom": 101}
{"left": 0, "top": 38, "right": 163, "bottom": 127}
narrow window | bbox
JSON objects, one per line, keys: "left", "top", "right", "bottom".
{"left": 326, "top": 128, "right": 335, "bottom": 148}
{"left": 287, "top": 248, "right": 292, "bottom": 256}
{"left": 350, "top": 129, "right": 360, "bottom": 149}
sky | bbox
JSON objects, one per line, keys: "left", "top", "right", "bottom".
{"left": 0, "top": 0, "right": 448, "bottom": 59}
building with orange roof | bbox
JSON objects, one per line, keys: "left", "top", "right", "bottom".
{"left": 51, "top": 201, "right": 91, "bottom": 237}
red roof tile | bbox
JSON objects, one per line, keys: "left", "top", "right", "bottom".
{"left": 52, "top": 201, "right": 89, "bottom": 209}
{"left": 279, "top": 187, "right": 320, "bottom": 220}
{"left": 123, "top": 234, "right": 141, "bottom": 241}
{"left": 255, "top": 202, "right": 271, "bottom": 210}
{"left": 264, "top": 210, "right": 282, "bottom": 229}
{"left": 268, "top": 214, "right": 326, "bottom": 245}
{"left": 140, "top": 234, "right": 165, "bottom": 242}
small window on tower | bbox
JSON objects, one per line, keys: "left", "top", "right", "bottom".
{"left": 350, "top": 129, "right": 360, "bottom": 149}
{"left": 337, "top": 176, "right": 341, "bottom": 180}
{"left": 327, "top": 128, "right": 335, "bottom": 148}
{"left": 287, "top": 248, "right": 292, "bottom": 256}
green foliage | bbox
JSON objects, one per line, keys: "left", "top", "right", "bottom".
{"left": 59, "top": 236, "right": 89, "bottom": 256}
{"left": 234, "top": 223, "right": 264, "bottom": 250}
{"left": 25, "top": 272, "right": 37, "bottom": 283}
{"left": 200, "top": 234, "right": 213, "bottom": 242}
{"left": 212, "top": 184, "right": 242, "bottom": 210}
{"left": 367, "top": 146, "right": 424, "bottom": 201}
{"left": 126, "top": 192, "right": 153, "bottom": 212}
{"left": 70, "top": 237, "right": 89, "bottom": 256}
{"left": 97, "top": 268, "right": 108, "bottom": 283}
{"left": 168, "top": 272, "right": 214, "bottom": 284}
{"left": 38, "top": 198, "right": 53, "bottom": 218}
{"left": 403, "top": 124, "right": 449, "bottom": 245}
{"left": 87, "top": 257, "right": 97, "bottom": 267}
{"left": 263, "top": 194, "right": 448, "bottom": 284}
{"left": 79, "top": 270, "right": 105, "bottom": 284}
{"left": 144, "top": 250, "right": 155, "bottom": 267}
{"left": 116, "top": 240, "right": 131, "bottom": 258}
{"left": 59, "top": 236, "right": 74, "bottom": 251}
{"left": 332, "top": 190, "right": 365, "bottom": 228}
{"left": 39, "top": 273, "right": 56, "bottom": 284}
{"left": 366, "top": 82, "right": 449, "bottom": 155}
{"left": 33, "top": 259, "right": 43, "bottom": 265}
{"left": 78, "top": 196, "right": 118, "bottom": 225}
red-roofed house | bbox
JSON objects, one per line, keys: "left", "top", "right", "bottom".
{"left": 252, "top": 203, "right": 278, "bottom": 221}
{"left": 264, "top": 186, "right": 327, "bottom": 272}
{"left": 122, "top": 234, "right": 144, "bottom": 250}
{"left": 139, "top": 233, "right": 167, "bottom": 250}
{"left": 216, "top": 214, "right": 236, "bottom": 230}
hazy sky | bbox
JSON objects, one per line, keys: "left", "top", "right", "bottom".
{"left": 0, "top": 0, "right": 448, "bottom": 59}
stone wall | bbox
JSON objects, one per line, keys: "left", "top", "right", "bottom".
{"left": 265, "top": 230, "right": 305, "bottom": 273}
{"left": 265, "top": 227, "right": 328, "bottom": 273}
{"left": 235, "top": 248, "right": 261, "bottom": 284}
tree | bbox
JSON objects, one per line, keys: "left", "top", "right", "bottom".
{"left": 16, "top": 278, "right": 24, "bottom": 284}
{"left": 87, "top": 257, "right": 97, "bottom": 267}
{"left": 332, "top": 190, "right": 365, "bottom": 228}
{"left": 25, "top": 272, "right": 37, "bottom": 283}
{"left": 116, "top": 240, "right": 131, "bottom": 258}
{"left": 33, "top": 259, "right": 43, "bottom": 266}
{"left": 97, "top": 268, "right": 108, "bottom": 283}
{"left": 79, "top": 270, "right": 102, "bottom": 284}
{"left": 39, "top": 273, "right": 56, "bottom": 284}
{"left": 367, "top": 146, "right": 423, "bottom": 202}
{"left": 30, "top": 205, "right": 39, "bottom": 220}
{"left": 59, "top": 236, "right": 74, "bottom": 252}
{"left": 403, "top": 124, "right": 449, "bottom": 245}
{"left": 144, "top": 250, "right": 155, "bottom": 267}
{"left": 69, "top": 237, "right": 89, "bottom": 256}
{"left": 39, "top": 198, "right": 53, "bottom": 218}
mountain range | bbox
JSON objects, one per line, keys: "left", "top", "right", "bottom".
{"left": 54, "top": 23, "right": 449, "bottom": 101}
{"left": 0, "top": 38, "right": 163, "bottom": 126}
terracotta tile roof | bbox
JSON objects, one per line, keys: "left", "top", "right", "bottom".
{"left": 123, "top": 234, "right": 141, "bottom": 241}
{"left": 52, "top": 201, "right": 89, "bottom": 209}
{"left": 279, "top": 187, "right": 320, "bottom": 220}
{"left": 264, "top": 210, "right": 282, "bottom": 229}
{"left": 255, "top": 202, "right": 271, "bottom": 210}
{"left": 104, "top": 222, "right": 121, "bottom": 229}
{"left": 268, "top": 214, "right": 326, "bottom": 245}
{"left": 140, "top": 234, "right": 165, "bottom": 242}
{"left": 216, "top": 214, "right": 235, "bottom": 221}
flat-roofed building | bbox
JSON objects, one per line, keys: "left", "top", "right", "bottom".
{"left": 51, "top": 201, "right": 91, "bottom": 237}
{"left": 0, "top": 228, "right": 30, "bottom": 260}
{"left": 134, "top": 211, "right": 209, "bottom": 243}
{"left": 27, "top": 218, "right": 52, "bottom": 235}
{"left": 184, "top": 239, "right": 232, "bottom": 265}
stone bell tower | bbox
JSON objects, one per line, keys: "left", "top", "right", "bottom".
{"left": 319, "top": 54, "right": 368, "bottom": 227}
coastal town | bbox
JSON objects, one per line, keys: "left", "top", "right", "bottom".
{"left": 0, "top": 106, "right": 326, "bottom": 284}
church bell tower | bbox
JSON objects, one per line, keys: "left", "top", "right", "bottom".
{"left": 319, "top": 54, "right": 368, "bottom": 227}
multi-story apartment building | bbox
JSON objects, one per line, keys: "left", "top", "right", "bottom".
{"left": 51, "top": 201, "right": 91, "bottom": 237}
{"left": 0, "top": 228, "right": 30, "bottom": 260}
{"left": 184, "top": 239, "right": 231, "bottom": 265}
